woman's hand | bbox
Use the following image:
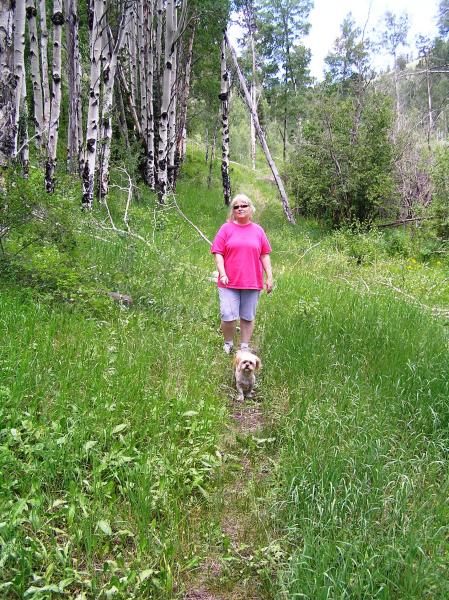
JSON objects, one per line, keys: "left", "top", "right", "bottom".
{"left": 219, "top": 274, "right": 229, "bottom": 285}
{"left": 265, "top": 278, "right": 273, "bottom": 293}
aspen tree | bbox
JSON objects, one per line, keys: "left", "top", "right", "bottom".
{"left": 157, "top": 0, "right": 175, "bottom": 203}
{"left": 98, "top": 7, "right": 130, "bottom": 200}
{"left": 145, "top": 0, "right": 156, "bottom": 189}
{"left": 26, "top": 0, "right": 44, "bottom": 148}
{"left": 38, "top": 0, "right": 50, "bottom": 139}
{"left": 44, "top": 0, "right": 63, "bottom": 192}
{"left": 12, "top": 0, "right": 26, "bottom": 156}
{"left": 138, "top": 0, "right": 148, "bottom": 143}
{"left": 82, "top": 0, "right": 104, "bottom": 208}
{"left": 174, "top": 23, "right": 195, "bottom": 182}
{"left": 128, "top": 2, "right": 138, "bottom": 111}
{"left": 167, "top": 3, "right": 178, "bottom": 188}
{"left": 65, "top": 0, "right": 83, "bottom": 174}
{"left": 219, "top": 37, "right": 231, "bottom": 205}
{"left": 0, "top": 0, "right": 14, "bottom": 166}
{"left": 19, "top": 70, "right": 29, "bottom": 177}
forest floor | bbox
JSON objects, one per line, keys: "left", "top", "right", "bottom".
{"left": 1, "top": 151, "right": 448, "bottom": 599}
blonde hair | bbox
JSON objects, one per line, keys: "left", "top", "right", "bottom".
{"left": 227, "top": 194, "right": 256, "bottom": 222}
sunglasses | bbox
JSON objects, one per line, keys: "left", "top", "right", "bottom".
{"left": 232, "top": 204, "right": 249, "bottom": 210}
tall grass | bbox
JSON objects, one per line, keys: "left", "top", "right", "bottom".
{"left": 1, "top": 151, "right": 448, "bottom": 598}
{"left": 260, "top": 271, "right": 449, "bottom": 598}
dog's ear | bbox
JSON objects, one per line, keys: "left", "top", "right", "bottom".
{"left": 233, "top": 353, "right": 242, "bottom": 368}
{"left": 255, "top": 356, "right": 262, "bottom": 370}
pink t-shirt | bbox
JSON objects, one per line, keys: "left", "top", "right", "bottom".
{"left": 211, "top": 221, "right": 272, "bottom": 290}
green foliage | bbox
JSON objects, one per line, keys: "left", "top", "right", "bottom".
{"left": 287, "top": 88, "right": 395, "bottom": 226}
{"left": 430, "top": 145, "right": 449, "bottom": 239}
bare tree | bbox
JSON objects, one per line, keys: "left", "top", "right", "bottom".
{"left": 226, "top": 32, "right": 295, "bottom": 223}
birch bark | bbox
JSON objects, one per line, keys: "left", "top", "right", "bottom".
{"left": 19, "top": 70, "right": 29, "bottom": 176}
{"left": 145, "top": 0, "right": 155, "bottom": 189}
{"left": 38, "top": 0, "right": 50, "bottom": 139}
{"left": 138, "top": 0, "right": 147, "bottom": 141}
{"left": 167, "top": 3, "right": 177, "bottom": 188}
{"left": 174, "top": 24, "right": 194, "bottom": 180}
{"left": 65, "top": 0, "right": 83, "bottom": 174}
{"left": 0, "top": 0, "right": 14, "bottom": 165}
{"left": 44, "top": 0, "right": 63, "bottom": 192}
{"left": 12, "top": 0, "right": 26, "bottom": 156}
{"left": 98, "top": 8, "right": 130, "bottom": 200}
{"left": 82, "top": 0, "right": 104, "bottom": 208}
{"left": 225, "top": 33, "right": 295, "bottom": 224}
{"left": 219, "top": 37, "right": 231, "bottom": 205}
{"left": 26, "top": 0, "right": 44, "bottom": 147}
{"left": 157, "top": 0, "right": 175, "bottom": 203}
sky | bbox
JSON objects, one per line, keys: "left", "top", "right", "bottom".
{"left": 306, "top": 0, "right": 441, "bottom": 79}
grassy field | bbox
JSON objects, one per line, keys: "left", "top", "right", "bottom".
{"left": 1, "top": 151, "right": 448, "bottom": 598}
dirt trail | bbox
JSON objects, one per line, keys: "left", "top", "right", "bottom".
{"left": 182, "top": 362, "right": 273, "bottom": 600}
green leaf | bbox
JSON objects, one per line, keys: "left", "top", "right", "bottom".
{"left": 83, "top": 440, "right": 97, "bottom": 452}
{"left": 138, "top": 569, "right": 154, "bottom": 583}
{"left": 182, "top": 411, "right": 198, "bottom": 417}
{"left": 112, "top": 423, "right": 128, "bottom": 434}
{"left": 97, "top": 519, "right": 113, "bottom": 535}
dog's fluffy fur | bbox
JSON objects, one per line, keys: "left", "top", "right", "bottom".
{"left": 234, "top": 350, "right": 261, "bottom": 402}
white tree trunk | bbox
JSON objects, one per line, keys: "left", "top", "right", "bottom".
{"left": 128, "top": 4, "right": 138, "bottom": 112}
{"left": 225, "top": 33, "right": 295, "bottom": 224}
{"left": 65, "top": 0, "right": 83, "bottom": 174}
{"left": 155, "top": 0, "right": 163, "bottom": 76}
{"left": 38, "top": 0, "right": 50, "bottom": 139}
{"left": 157, "top": 0, "right": 175, "bottom": 203}
{"left": 0, "top": 0, "right": 15, "bottom": 165}
{"left": 12, "top": 0, "right": 26, "bottom": 156}
{"left": 19, "top": 68, "right": 29, "bottom": 176}
{"left": 82, "top": 0, "right": 104, "bottom": 208}
{"left": 145, "top": 0, "right": 155, "bottom": 189}
{"left": 167, "top": 2, "right": 178, "bottom": 187}
{"left": 98, "top": 7, "right": 130, "bottom": 200}
{"left": 219, "top": 37, "right": 231, "bottom": 205}
{"left": 26, "top": 0, "right": 44, "bottom": 148}
{"left": 138, "top": 0, "right": 147, "bottom": 139}
{"left": 44, "top": 0, "right": 63, "bottom": 192}
{"left": 176, "top": 24, "right": 195, "bottom": 173}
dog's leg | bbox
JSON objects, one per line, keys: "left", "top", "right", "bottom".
{"left": 236, "top": 383, "right": 245, "bottom": 402}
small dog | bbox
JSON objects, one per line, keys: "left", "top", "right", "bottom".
{"left": 234, "top": 350, "right": 261, "bottom": 402}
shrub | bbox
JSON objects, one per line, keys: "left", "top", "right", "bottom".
{"left": 287, "top": 88, "right": 395, "bottom": 227}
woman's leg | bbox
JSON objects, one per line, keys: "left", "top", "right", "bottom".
{"left": 221, "top": 319, "right": 237, "bottom": 343}
{"left": 240, "top": 318, "right": 255, "bottom": 344}
{"left": 239, "top": 290, "right": 260, "bottom": 347}
{"left": 218, "top": 288, "right": 240, "bottom": 352}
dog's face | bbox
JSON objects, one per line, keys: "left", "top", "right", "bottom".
{"left": 234, "top": 350, "right": 261, "bottom": 373}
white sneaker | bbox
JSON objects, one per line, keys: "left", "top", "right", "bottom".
{"left": 223, "top": 342, "right": 234, "bottom": 354}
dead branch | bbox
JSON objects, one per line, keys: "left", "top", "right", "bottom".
{"left": 169, "top": 193, "right": 212, "bottom": 245}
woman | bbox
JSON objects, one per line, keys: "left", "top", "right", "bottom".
{"left": 211, "top": 193, "right": 273, "bottom": 354}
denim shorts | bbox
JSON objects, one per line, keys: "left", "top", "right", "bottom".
{"left": 218, "top": 288, "right": 261, "bottom": 321}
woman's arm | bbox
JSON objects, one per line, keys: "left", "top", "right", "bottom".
{"left": 214, "top": 253, "right": 229, "bottom": 285}
{"left": 261, "top": 254, "right": 273, "bottom": 293}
